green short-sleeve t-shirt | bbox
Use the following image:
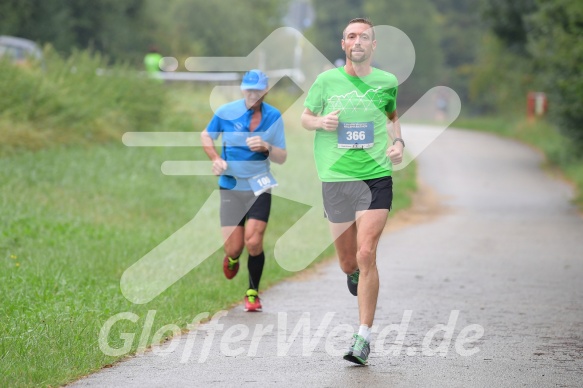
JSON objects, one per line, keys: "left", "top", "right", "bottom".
{"left": 304, "top": 67, "right": 398, "bottom": 182}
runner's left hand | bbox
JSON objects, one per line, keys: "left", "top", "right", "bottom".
{"left": 246, "top": 136, "right": 269, "bottom": 153}
{"left": 387, "top": 144, "right": 403, "bottom": 165}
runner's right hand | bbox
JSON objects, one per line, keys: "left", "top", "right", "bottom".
{"left": 320, "top": 110, "right": 341, "bottom": 131}
{"left": 212, "top": 158, "right": 228, "bottom": 176}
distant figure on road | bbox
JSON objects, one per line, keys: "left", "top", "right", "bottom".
{"left": 435, "top": 92, "right": 448, "bottom": 121}
{"left": 301, "top": 18, "right": 404, "bottom": 365}
{"left": 201, "top": 70, "right": 287, "bottom": 312}
{"left": 143, "top": 45, "right": 162, "bottom": 80}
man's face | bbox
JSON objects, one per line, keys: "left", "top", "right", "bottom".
{"left": 341, "top": 23, "right": 376, "bottom": 64}
{"left": 242, "top": 89, "right": 267, "bottom": 109}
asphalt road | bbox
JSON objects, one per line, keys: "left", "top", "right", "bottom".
{"left": 73, "top": 128, "right": 583, "bottom": 387}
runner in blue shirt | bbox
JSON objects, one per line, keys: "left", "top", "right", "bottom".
{"left": 201, "top": 70, "right": 287, "bottom": 312}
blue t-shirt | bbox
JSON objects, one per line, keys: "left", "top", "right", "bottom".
{"left": 206, "top": 99, "right": 286, "bottom": 191}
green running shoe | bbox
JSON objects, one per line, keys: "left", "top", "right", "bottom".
{"left": 347, "top": 269, "right": 360, "bottom": 296}
{"left": 343, "top": 334, "right": 370, "bottom": 365}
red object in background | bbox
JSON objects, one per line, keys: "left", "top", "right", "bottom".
{"left": 527, "top": 92, "right": 548, "bottom": 121}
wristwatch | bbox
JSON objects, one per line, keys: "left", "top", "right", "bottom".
{"left": 264, "top": 143, "right": 272, "bottom": 156}
{"left": 393, "top": 138, "right": 405, "bottom": 148}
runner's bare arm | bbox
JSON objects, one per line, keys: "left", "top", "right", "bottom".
{"left": 266, "top": 144, "right": 287, "bottom": 164}
{"left": 301, "top": 108, "right": 340, "bottom": 131}
{"left": 386, "top": 110, "right": 404, "bottom": 165}
{"left": 201, "top": 129, "right": 228, "bottom": 175}
{"left": 386, "top": 110, "right": 403, "bottom": 143}
{"left": 246, "top": 136, "right": 287, "bottom": 164}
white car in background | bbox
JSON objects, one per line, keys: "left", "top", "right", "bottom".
{"left": 0, "top": 35, "right": 43, "bottom": 66}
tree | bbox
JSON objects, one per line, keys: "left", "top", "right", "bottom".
{"left": 146, "top": 0, "right": 288, "bottom": 60}
{"left": 430, "top": 0, "right": 486, "bottom": 108}
{"left": 527, "top": 0, "right": 583, "bottom": 147}
{"left": 481, "top": 0, "right": 538, "bottom": 56}
{"left": 479, "top": 0, "right": 583, "bottom": 148}
{"left": 304, "top": 0, "right": 365, "bottom": 62}
{"left": 0, "top": 0, "right": 153, "bottom": 64}
{"left": 467, "top": 33, "right": 535, "bottom": 115}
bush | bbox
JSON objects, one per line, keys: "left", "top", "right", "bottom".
{"left": 527, "top": 0, "right": 583, "bottom": 153}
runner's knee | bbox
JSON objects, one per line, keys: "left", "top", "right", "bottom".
{"left": 245, "top": 235, "right": 263, "bottom": 255}
{"left": 225, "top": 246, "right": 244, "bottom": 259}
{"left": 356, "top": 246, "right": 376, "bottom": 269}
{"left": 339, "top": 260, "right": 358, "bottom": 274}
{"left": 338, "top": 253, "right": 358, "bottom": 274}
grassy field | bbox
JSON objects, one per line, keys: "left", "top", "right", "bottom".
{"left": 0, "top": 59, "right": 417, "bottom": 386}
{"left": 453, "top": 116, "right": 583, "bottom": 209}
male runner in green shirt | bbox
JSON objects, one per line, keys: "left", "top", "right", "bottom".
{"left": 301, "top": 18, "right": 405, "bottom": 365}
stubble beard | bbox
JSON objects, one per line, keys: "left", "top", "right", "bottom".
{"left": 348, "top": 49, "right": 369, "bottom": 64}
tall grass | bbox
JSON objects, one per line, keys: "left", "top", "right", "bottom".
{"left": 0, "top": 46, "right": 167, "bottom": 154}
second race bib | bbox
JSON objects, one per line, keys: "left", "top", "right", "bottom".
{"left": 248, "top": 171, "right": 278, "bottom": 196}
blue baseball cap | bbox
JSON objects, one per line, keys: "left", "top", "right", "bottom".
{"left": 241, "top": 69, "right": 269, "bottom": 90}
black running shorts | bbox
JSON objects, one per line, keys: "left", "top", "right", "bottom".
{"left": 322, "top": 176, "right": 393, "bottom": 223}
{"left": 219, "top": 188, "right": 272, "bottom": 227}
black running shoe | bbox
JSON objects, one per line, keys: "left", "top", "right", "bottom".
{"left": 343, "top": 334, "right": 370, "bottom": 365}
{"left": 347, "top": 269, "right": 360, "bottom": 296}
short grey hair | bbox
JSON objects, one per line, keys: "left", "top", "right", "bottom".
{"left": 343, "top": 18, "right": 375, "bottom": 40}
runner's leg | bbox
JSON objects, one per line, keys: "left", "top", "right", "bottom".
{"left": 244, "top": 219, "right": 268, "bottom": 290}
{"left": 329, "top": 221, "right": 358, "bottom": 275}
{"left": 222, "top": 226, "right": 245, "bottom": 259}
{"left": 354, "top": 208, "right": 388, "bottom": 327}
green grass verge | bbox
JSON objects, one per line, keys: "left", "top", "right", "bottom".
{"left": 453, "top": 116, "right": 583, "bottom": 209}
{"left": 0, "top": 89, "right": 416, "bottom": 386}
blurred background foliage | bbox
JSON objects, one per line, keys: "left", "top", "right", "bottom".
{"left": 0, "top": 0, "right": 582, "bottom": 151}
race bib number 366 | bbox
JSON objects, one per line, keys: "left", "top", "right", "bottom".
{"left": 337, "top": 122, "right": 374, "bottom": 149}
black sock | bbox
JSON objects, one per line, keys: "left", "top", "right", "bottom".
{"left": 248, "top": 251, "right": 265, "bottom": 291}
